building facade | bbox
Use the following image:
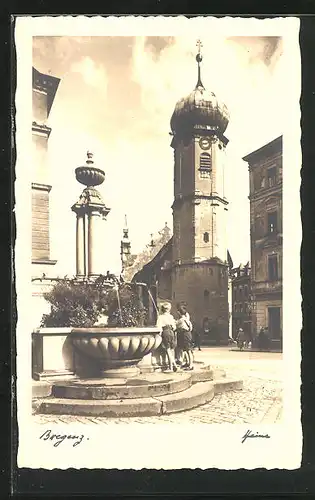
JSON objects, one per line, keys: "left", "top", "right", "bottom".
{"left": 243, "top": 136, "right": 283, "bottom": 348}
{"left": 231, "top": 264, "right": 252, "bottom": 340}
{"left": 31, "top": 68, "right": 61, "bottom": 325}
{"left": 32, "top": 67, "right": 60, "bottom": 276}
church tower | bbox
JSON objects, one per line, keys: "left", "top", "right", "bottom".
{"left": 170, "top": 41, "right": 230, "bottom": 343}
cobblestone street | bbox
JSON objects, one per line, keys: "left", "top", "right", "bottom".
{"left": 33, "top": 347, "right": 283, "bottom": 425}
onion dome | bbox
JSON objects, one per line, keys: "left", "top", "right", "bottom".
{"left": 170, "top": 41, "right": 230, "bottom": 137}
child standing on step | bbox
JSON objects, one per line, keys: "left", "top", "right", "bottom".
{"left": 156, "top": 303, "right": 178, "bottom": 372}
{"left": 176, "top": 306, "right": 194, "bottom": 370}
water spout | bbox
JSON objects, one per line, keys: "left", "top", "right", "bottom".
{"left": 148, "top": 288, "right": 159, "bottom": 315}
{"left": 114, "top": 284, "right": 123, "bottom": 326}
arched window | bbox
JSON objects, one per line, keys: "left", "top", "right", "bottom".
{"left": 204, "top": 289, "right": 210, "bottom": 304}
{"left": 200, "top": 152, "right": 212, "bottom": 171}
{"left": 203, "top": 232, "right": 209, "bottom": 243}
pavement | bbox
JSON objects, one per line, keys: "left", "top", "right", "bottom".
{"left": 33, "top": 347, "right": 283, "bottom": 425}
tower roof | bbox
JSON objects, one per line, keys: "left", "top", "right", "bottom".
{"left": 32, "top": 67, "right": 60, "bottom": 117}
{"left": 170, "top": 40, "right": 229, "bottom": 137}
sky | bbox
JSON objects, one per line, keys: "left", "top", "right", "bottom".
{"left": 32, "top": 35, "right": 284, "bottom": 276}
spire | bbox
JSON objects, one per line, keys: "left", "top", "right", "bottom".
{"left": 123, "top": 214, "right": 129, "bottom": 239}
{"left": 195, "top": 39, "right": 205, "bottom": 89}
{"left": 121, "top": 214, "right": 131, "bottom": 269}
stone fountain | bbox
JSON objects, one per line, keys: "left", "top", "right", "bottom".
{"left": 70, "top": 153, "right": 162, "bottom": 379}
{"left": 32, "top": 152, "right": 243, "bottom": 418}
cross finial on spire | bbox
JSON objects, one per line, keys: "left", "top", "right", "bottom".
{"left": 195, "top": 39, "right": 204, "bottom": 89}
{"left": 196, "top": 39, "right": 203, "bottom": 54}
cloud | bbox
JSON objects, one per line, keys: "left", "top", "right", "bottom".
{"left": 70, "top": 56, "right": 107, "bottom": 90}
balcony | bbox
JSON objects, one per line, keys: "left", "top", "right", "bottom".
{"left": 253, "top": 232, "right": 282, "bottom": 249}
{"left": 253, "top": 280, "right": 282, "bottom": 295}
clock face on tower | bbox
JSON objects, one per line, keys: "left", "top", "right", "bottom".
{"left": 199, "top": 137, "right": 211, "bottom": 150}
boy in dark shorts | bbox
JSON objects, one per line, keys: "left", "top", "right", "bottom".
{"left": 157, "top": 303, "right": 178, "bottom": 372}
{"left": 176, "top": 306, "right": 194, "bottom": 370}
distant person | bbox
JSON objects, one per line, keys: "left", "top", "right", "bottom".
{"left": 176, "top": 306, "right": 194, "bottom": 370}
{"left": 264, "top": 327, "right": 271, "bottom": 351}
{"left": 237, "top": 328, "right": 246, "bottom": 350}
{"left": 244, "top": 329, "right": 251, "bottom": 349}
{"left": 156, "top": 303, "right": 178, "bottom": 372}
{"left": 258, "top": 327, "right": 269, "bottom": 350}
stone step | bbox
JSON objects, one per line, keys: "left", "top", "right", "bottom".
{"left": 32, "top": 381, "right": 52, "bottom": 398}
{"left": 39, "top": 395, "right": 162, "bottom": 418}
{"left": 213, "top": 378, "right": 243, "bottom": 394}
{"left": 159, "top": 381, "right": 215, "bottom": 414}
{"left": 36, "top": 377, "right": 243, "bottom": 418}
{"left": 51, "top": 372, "right": 192, "bottom": 400}
{"left": 190, "top": 368, "right": 214, "bottom": 383}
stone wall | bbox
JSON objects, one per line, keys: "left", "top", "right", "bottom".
{"left": 171, "top": 262, "right": 229, "bottom": 341}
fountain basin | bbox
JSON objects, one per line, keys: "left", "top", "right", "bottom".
{"left": 71, "top": 327, "right": 161, "bottom": 378}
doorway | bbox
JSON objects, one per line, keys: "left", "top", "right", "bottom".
{"left": 268, "top": 307, "right": 281, "bottom": 339}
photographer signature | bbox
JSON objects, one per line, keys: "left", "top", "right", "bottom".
{"left": 241, "top": 429, "right": 271, "bottom": 444}
{"left": 39, "top": 429, "right": 89, "bottom": 447}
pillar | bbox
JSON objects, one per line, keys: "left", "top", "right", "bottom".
{"left": 76, "top": 214, "right": 85, "bottom": 277}
{"left": 228, "top": 277, "right": 232, "bottom": 340}
{"left": 88, "top": 210, "right": 103, "bottom": 276}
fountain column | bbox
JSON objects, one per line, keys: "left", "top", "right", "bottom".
{"left": 72, "top": 151, "right": 110, "bottom": 279}
{"left": 76, "top": 212, "right": 85, "bottom": 276}
{"left": 88, "top": 209, "right": 103, "bottom": 276}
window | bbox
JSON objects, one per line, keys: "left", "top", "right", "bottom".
{"left": 268, "top": 254, "right": 278, "bottom": 281}
{"left": 240, "top": 304, "right": 243, "bottom": 313}
{"left": 244, "top": 285, "right": 248, "bottom": 298}
{"left": 239, "top": 287, "right": 243, "bottom": 299}
{"left": 255, "top": 217, "right": 264, "bottom": 238}
{"left": 244, "top": 303, "right": 248, "bottom": 314}
{"left": 199, "top": 152, "right": 212, "bottom": 171}
{"left": 203, "top": 232, "right": 209, "bottom": 243}
{"left": 267, "top": 211, "right": 278, "bottom": 234}
{"left": 234, "top": 304, "right": 238, "bottom": 312}
{"left": 267, "top": 167, "right": 277, "bottom": 187}
{"left": 204, "top": 289, "right": 210, "bottom": 303}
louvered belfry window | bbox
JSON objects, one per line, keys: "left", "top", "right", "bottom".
{"left": 200, "top": 152, "right": 211, "bottom": 170}
{"left": 199, "top": 152, "right": 212, "bottom": 178}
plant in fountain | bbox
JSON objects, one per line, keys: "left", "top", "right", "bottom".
{"left": 40, "top": 278, "right": 110, "bottom": 328}
{"left": 106, "top": 283, "right": 148, "bottom": 328}
{"left": 74, "top": 280, "right": 160, "bottom": 378}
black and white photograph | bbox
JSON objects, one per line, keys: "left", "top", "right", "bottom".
{"left": 14, "top": 16, "right": 301, "bottom": 470}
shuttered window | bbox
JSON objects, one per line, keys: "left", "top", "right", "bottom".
{"left": 32, "top": 184, "right": 51, "bottom": 260}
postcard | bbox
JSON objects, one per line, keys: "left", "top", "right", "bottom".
{"left": 14, "top": 15, "right": 301, "bottom": 470}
